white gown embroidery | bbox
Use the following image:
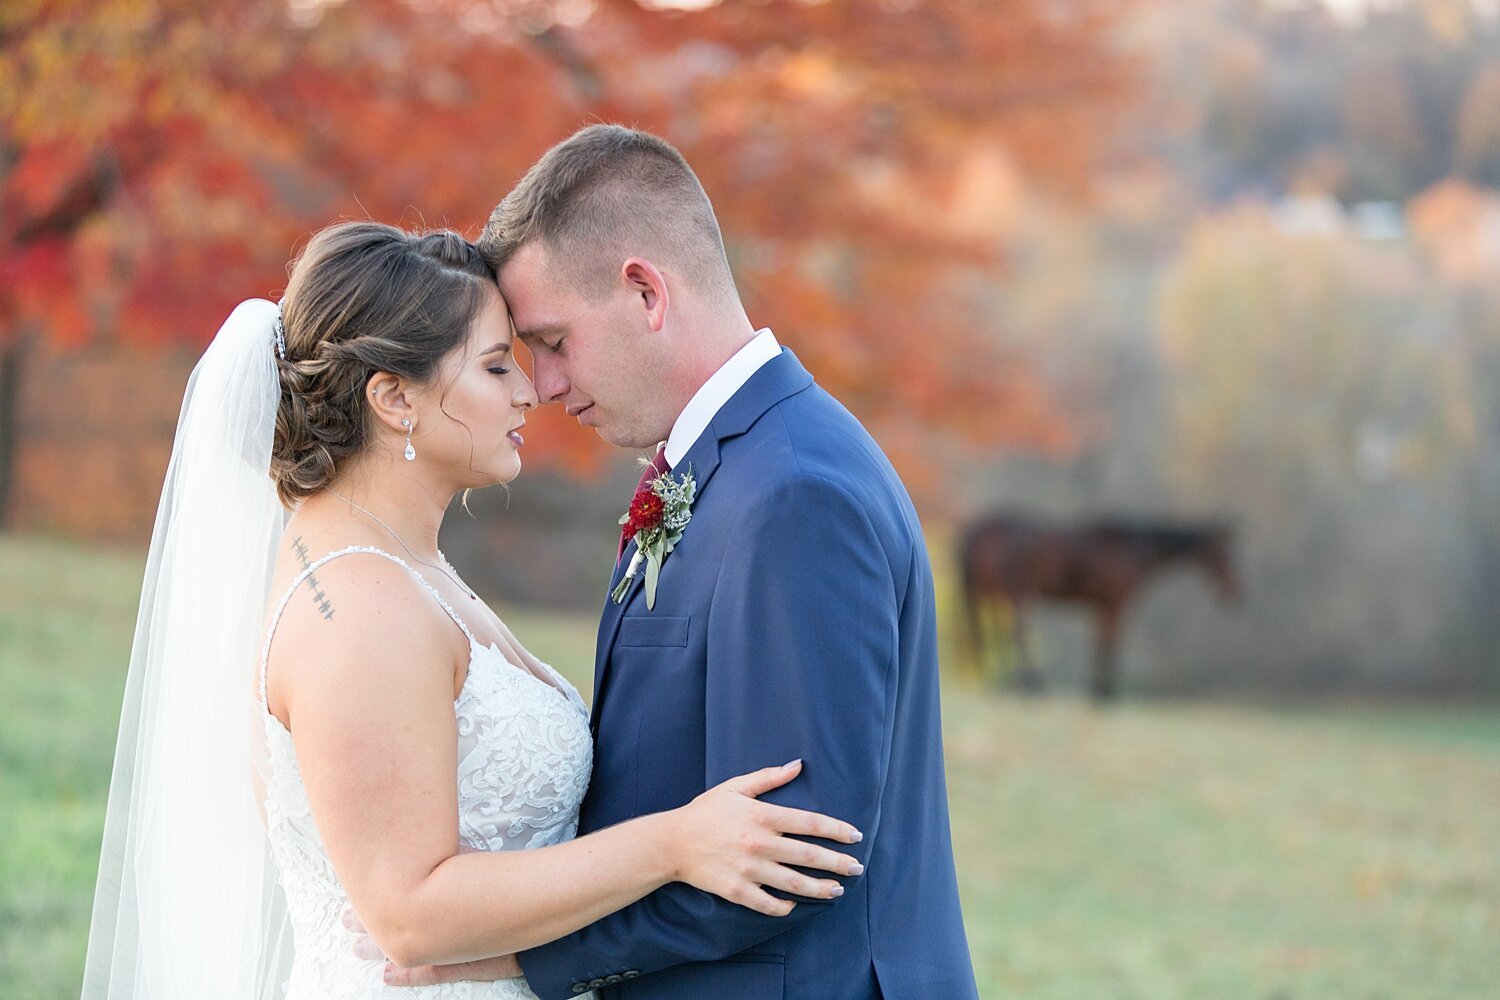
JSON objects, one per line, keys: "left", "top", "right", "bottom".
{"left": 260, "top": 547, "right": 594, "bottom": 999}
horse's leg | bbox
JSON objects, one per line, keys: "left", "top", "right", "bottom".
{"left": 1012, "top": 599, "right": 1044, "bottom": 694}
{"left": 963, "top": 585, "right": 988, "bottom": 683}
{"left": 1091, "top": 607, "right": 1122, "bottom": 703}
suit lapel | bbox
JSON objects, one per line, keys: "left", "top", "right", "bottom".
{"left": 594, "top": 541, "right": 641, "bottom": 675}
{"left": 589, "top": 430, "right": 719, "bottom": 733}
{"left": 592, "top": 543, "right": 636, "bottom": 712}
{"left": 589, "top": 349, "right": 815, "bottom": 732}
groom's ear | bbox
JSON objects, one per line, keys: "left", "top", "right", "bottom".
{"left": 364, "top": 371, "right": 415, "bottom": 432}
{"left": 620, "top": 258, "right": 669, "bottom": 333}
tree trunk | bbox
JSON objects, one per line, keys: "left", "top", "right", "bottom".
{"left": 0, "top": 329, "right": 32, "bottom": 529}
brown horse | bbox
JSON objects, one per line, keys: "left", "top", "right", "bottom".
{"left": 959, "top": 513, "right": 1239, "bottom": 701}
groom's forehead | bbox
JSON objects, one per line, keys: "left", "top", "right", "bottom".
{"left": 504, "top": 283, "right": 574, "bottom": 340}
{"left": 499, "top": 277, "right": 548, "bottom": 327}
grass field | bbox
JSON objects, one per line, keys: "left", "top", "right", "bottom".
{"left": 2, "top": 533, "right": 1497, "bottom": 998}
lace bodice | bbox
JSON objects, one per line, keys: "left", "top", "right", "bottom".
{"left": 259, "top": 546, "right": 594, "bottom": 1000}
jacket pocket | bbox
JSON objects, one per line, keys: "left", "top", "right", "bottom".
{"left": 617, "top": 615, "right": 690, "bottom": 648}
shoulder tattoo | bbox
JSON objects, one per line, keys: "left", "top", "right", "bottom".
{"left": 290, "top": 536, "right": 335, "bottom": 621}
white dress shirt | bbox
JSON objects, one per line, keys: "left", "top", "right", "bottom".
{"left": 663, "top": 328, "right": 781, "bottom": 468}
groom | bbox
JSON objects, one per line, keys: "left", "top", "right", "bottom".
{"left": 484, "top": 125, "right": 976, "bottom": 1000}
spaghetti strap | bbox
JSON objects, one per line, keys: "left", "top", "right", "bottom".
{"left": 259, "top": 545, "right": 477, "bottom": 707}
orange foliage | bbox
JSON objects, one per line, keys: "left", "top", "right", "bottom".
{"left": 2, "top": 0, "right": 1138, "bottom": 480}
{"left": 1408, "top": 179, "right": 1500, "bottom": 284}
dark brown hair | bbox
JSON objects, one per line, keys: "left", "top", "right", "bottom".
{"left": 478, "top": 124, "right": 736, "bottom": 301}
{"left": 270, "top": 221, "right": 494, "bottom": 506}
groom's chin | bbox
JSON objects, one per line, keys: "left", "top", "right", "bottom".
{"left": 592, "top": 424, "right": 634, "bottom": 449}
{"left": 602, "top": 429, "right": 658, "bottom": 450}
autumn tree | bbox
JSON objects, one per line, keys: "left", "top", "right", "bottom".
{"left": 1, "top": 0, "right": 1138, "bottom": 525}
{"left": 1157, "top": 0, "right": 1500, "bottom": 204}
{"left": 1157, "top": 205, "right": 1497, "bottom": 691}
{"left": 1455, "top": 63, "right": 1500, "bottom": 186}
{"left": 1, "top": 0, "right": 590, "bottom": 520}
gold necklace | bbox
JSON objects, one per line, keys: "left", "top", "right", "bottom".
{"left": 325, "top": 488, "right": 477, "bottom": 601}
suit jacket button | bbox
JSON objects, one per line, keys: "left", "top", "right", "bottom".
{"left": 588, "top": 979, "right": 606, "bottom": 989}
{"left": 570, "top": 985, "right": 589, "bottom": 995}
{"left": 604, "top": 975, "right": 624, "bottom": 984}
{"left": 622, "top": 970, "right": 640, "bottom": 979}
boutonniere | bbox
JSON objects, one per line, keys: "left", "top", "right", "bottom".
{"left": 612, "top": 464, "right": 696, "bottom": 609}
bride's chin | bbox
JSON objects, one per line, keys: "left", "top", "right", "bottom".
{"left": 492, "top": 458, "right": 523, "bottom": 486}
{"left": 450, "top": 465, "right": 519, "bottom": 492}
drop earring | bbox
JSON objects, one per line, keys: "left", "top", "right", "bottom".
{"left": 402, "top": 419, "right": 416, "bottom": 461}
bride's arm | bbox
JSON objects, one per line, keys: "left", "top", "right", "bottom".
{"left": 277, "top": 565, "right": 859, "bottom": 969}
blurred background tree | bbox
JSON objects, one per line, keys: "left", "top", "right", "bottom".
{"left": 4, "top": 0, "right": 1499, "bottom": 693}
{"left": 958, "top": 0, "right": 1500, "bottom": 696}
{"left": 0, "top": 0, "right": 1137, "bottom": 521}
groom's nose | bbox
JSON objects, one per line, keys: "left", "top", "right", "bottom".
{"left": 531, "top": 354, "right": 569, "bottom": 404}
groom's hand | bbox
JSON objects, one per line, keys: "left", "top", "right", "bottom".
{"left": 342, "top": 906, "right": 387, "bottom": 961}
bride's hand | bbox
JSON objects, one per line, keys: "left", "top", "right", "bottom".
{"left": 666, "top": 759, "right": 864, "bottom": 917}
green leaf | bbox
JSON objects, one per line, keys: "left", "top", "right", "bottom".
{"left": 644, "top": 551, "right": 661, "bottom": 609}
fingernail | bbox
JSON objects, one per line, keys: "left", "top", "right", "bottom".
{"left": 783, "top": 759, "right": 802, "bottom": 770}
{"left": 831, "top": 885, "right": 844, "bottom": 897}
{"left": 383, "top": 963, "right": 395, "bottom": 984}
{"left": 849, "top": 863, "right": 864, "bottom": 875}
{"left": 851, "top": 830, "right": 863, "bottom": 843}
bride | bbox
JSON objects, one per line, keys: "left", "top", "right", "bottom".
{"left": 80, "top": 221, "right": 861, "bottom": 999}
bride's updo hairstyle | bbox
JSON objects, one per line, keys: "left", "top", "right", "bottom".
{"left": 271, "top": 221, "right": 494, "bottom": 507}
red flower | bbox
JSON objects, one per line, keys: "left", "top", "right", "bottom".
{"left": 624, "top": 484, "right": 665, "bottom": 537}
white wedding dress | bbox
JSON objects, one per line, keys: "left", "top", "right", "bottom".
{"left": 259, "top": 546, "right": 595, "bottom": 1000}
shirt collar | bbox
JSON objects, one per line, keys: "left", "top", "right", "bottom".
{"left": 663, "top": 328, "right": 780, "bottom": 468}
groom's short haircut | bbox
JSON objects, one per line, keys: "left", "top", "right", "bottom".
{"left": 478, "top": 124, "right": 737, "bottom": 302}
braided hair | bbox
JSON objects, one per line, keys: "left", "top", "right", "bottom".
{"left": 270, "top": 222, "right": 494, "bottom": 507}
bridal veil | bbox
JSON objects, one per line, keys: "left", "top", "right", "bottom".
{"left": 81, "top": 299, "right": 294, "bottom": 999}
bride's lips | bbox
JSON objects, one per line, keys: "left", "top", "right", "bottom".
{"left": 507, "top": 429, "right": 524, "bottom": 447}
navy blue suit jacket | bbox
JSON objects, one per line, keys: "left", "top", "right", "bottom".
{"left": 519, "top": 350, "right": 978, "bottom": 1000}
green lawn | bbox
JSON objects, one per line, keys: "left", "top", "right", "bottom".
{"left": 3, "top": 534, "right": 1497, "bottom": 998}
